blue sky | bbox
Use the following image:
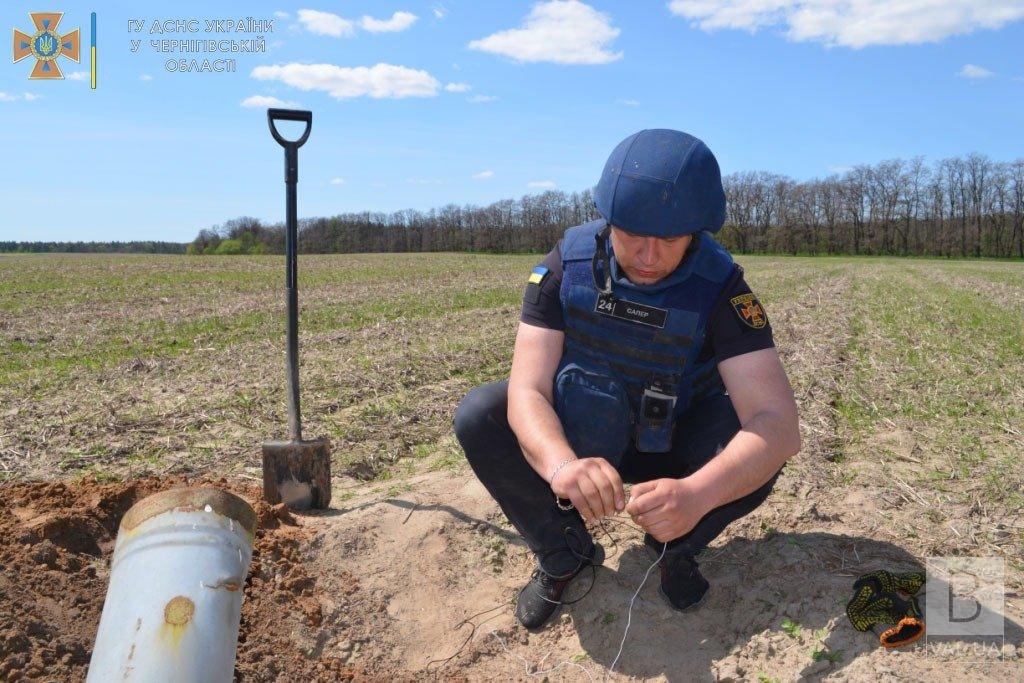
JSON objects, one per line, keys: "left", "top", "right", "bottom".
{"left": 2, "top": 1, "right": 1023, "bottom": 242}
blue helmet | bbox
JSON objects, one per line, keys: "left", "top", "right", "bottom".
{"left": 593, "top": 129, "right": 726, "bottom": 237}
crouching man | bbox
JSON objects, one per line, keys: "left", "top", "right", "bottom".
{"left": 454, "top": 129, "right": 801, "bottom": 630}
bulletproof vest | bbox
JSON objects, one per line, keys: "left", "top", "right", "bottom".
{"left": 555, "top": 219, "right": 737, "bottom": 464}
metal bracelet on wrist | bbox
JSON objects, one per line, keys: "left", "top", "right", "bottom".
{"left": 555, "top": 496, "right": 575, "bottom": 511}
{"left": 549, "top": 458, "right": 576, "bottom": 510}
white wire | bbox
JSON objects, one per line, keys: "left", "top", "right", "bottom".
{"left": 489, "top": 629, "right": 596, "bottom": 682}
{"left": 609, "top": 541, "right": 667, "bottom": 673}
{"left": 490, "top": 539, "right": 668, "bottom": 680}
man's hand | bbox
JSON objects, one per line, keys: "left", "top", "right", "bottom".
{"left": 550, "top": 457, "right": 625, "bottom": 522}
{"left": 625, "top": 478, "right": 711, "bottom": 543}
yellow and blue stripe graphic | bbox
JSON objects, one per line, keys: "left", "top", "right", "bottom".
{"left": 90, "top": 12, "right": 96, "bottom": 89}
{"left": 527, "top": 265, "right": 549, "bottom": 285}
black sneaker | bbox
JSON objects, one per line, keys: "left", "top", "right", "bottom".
{"left": 514, "top": 543, "right": 604, "bottom": 630}
{"left": 647, "top": 544, "right": 709, "bottom": 611}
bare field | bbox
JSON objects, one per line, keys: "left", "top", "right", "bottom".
{"left": 1, "top": 252, "right": 1022, "bottom": 681}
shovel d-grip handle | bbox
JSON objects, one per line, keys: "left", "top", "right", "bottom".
{"left": 267, "top": 108, "right": 312, "bottom": 148}
{"left": 267, "top": 108, "right": 312, "bottom": 187}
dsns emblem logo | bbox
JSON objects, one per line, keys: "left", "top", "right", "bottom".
{"left": 13, "top": 12, "right": 80, "bottom": 79}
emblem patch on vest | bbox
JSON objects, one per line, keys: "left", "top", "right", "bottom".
{"left": 595, "top": 292, "right": 667, "bottom": 328}
{"left": 730, "top": 293, "right": 767, "bottom": 329}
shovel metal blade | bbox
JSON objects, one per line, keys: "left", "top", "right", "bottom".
{"left": 261, "top": 437, "right": 332, "bottom": 510}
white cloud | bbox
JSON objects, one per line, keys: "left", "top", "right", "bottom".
{"left": 528, "top": 180, "right": 556, "bottom": 188}
{"left": 667, "top": 0, "right": 1024, "bottom": 49}
{"left": 827, "top": 164, "right": 853, "bottom": 175}
{"left": 274, "top": 11, "right": 290, "bottom": 19}
{"left": 360, "top": 11, "right": 418, "bottom": 33}
{"left": 958, "top": 63, "right": 994, "bottom": 79}
{"left": 241, "top": 94, "right": 298, "bottom": 108}
{"left": 444, "top": 82, "right": 471, "bottom": 92}
{"left": 140, "top": 74, "right": 153, "bottom": 82}
{"left": 330, "top": 177, "right": 346, "bottom": 185}
{"left": 467, "top": 94, "right": 498, "bottom": 103}
{"left": 433, "top": 5, "right": 449, "bottom": 20}
{"left": 0, "top": 92, "right": 40, "bottom": 102}
{"left": 297, "top": 9, "right": 355, "bottom": 38}
{"left": 469, "top": 0, "right": 622, "bottom": 64}
{"left": 616, "top": 98, "right": 639, "bottom": 106}
{"left": 472, "top": 170, "right": 495, "bottom": 179}
{"left": 251, "top": 62, "right": 441, "bottom": 99}
{"left": 66, "top": 71, "right": 89, "bottom": 81}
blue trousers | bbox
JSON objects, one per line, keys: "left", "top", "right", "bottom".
{"left": 454, "top": 380, "right": 779, "bottom": 576}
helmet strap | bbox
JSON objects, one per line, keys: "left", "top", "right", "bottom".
{"left": 591, "top": 224, "right": 613, "bottom": 294}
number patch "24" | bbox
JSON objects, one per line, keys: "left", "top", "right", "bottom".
{"left": 595, "top": 292, "right": 668, "bottom": 329}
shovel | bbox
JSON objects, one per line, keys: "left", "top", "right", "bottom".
{"left": 261, "top": 108, "right": 331, "bottom": 510}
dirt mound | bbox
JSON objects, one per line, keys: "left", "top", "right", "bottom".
{"left": 289, "top": 470, "right": 1024, "bottom": 682}
{"left": 0, "top": 477, "right": 404, "bottom": 682}
{"left": 3, "top": 469, "right": 1021, "bottom": 681}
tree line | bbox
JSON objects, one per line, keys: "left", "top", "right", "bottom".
{"left": 720, "top": 154, "right": 1024, "bottom": 258}
{"left": 186, "top": 190, "right": 599, "bottom": 256}
{"left": 6, "top": 153, "right": 1022, "bottom": 258}
{"left": 190, "top": 153, "right": 1024, "bottom": 259}
{"left": 0, "top": 241, "right": 187, "bottom": 254}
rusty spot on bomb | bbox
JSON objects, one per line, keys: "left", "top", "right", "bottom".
{"left": 164, "top": 596, "right": 194, "bottom": 626}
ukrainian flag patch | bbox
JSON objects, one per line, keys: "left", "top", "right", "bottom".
{"left": 528, "top": 265, "right": 549, "bottom": 285}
